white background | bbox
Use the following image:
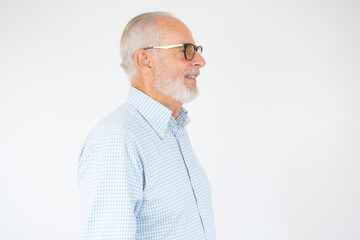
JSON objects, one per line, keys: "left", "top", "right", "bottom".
{"left": 1, "top": 0, "right": 359, "bottom": 239}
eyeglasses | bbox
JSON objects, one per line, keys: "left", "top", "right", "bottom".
{"left": 142, "top": 43, "right": 203, "bottom": 61}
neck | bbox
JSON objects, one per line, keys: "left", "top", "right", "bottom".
{"left": 131, "top": 76, "right": 183, "bottom": 119}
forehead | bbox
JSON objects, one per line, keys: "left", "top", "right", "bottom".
{"left": 156, "top": 16, "right": 195, "bottom": 45}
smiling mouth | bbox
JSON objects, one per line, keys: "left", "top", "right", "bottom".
{"left": 185, "top": 69, "right": 200, "bottom": 80}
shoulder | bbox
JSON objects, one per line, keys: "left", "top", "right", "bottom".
{"left": 78, "top": 102, "right": 145, "bottom": 173}
{"left": 79, "top": 102, "right": 144, "bottom": 157}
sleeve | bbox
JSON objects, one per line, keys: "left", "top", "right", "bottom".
{"left": 77, "top": 133, "right": 144, "bottom": 240}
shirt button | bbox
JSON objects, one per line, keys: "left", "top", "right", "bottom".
{"left": 170, "top": 123, "right": 174, "bottom": 126}
{"left": 159, "top": 132, "right": 164, "bottom": 137}
{"left": 196, "top": 193, "right": 199, "bottom": 198}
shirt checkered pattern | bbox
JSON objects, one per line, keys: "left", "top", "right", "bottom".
{"left": 78, "top": 87, "right": 216, "bottom": 239}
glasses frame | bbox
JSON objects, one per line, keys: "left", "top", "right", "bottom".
{"left": 142, "top": 43, "right": 203, "bottom": 61}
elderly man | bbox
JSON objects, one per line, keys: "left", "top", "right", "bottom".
{"left": 78, "top": 12, "right": 215, "bottom": 239}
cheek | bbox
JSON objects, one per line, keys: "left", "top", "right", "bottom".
{"left": 177, "top": 70, "right": 185, "bottom": 78}
{"left": 175, "top": 65, "right": 188, "bottom": 77}
{"left": 168, "top": 67, "right": 186, "bottom": 80}
{"left": 157, "top": 57, "right": 188, "bottom": 79}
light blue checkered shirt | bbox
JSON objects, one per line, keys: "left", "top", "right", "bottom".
{"left": 78, "top": 87, "right": 216, "bottom": 239}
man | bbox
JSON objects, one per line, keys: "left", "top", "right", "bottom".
{"left": 78, "top": 12, "right": 215, "bottom": 239}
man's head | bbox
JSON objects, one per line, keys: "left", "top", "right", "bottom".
{"left": 120, "top": 12, "right": 206, "bottom": 103}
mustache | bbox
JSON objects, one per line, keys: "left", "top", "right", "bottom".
{"left": 184, "top": 69, "right": 200, "bottom": 77}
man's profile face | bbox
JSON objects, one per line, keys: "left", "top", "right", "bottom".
{"left": 152, "top": 16, "right": 206, "bottom": 103}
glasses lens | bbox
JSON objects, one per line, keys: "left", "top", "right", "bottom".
{"left": 185, "top": 44, "right": 195, "bottom": 60}
{"left": 196, "top": 46, "right": 203, "bottom": 55}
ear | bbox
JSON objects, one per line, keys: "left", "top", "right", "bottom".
{"left": 134, "top": 49, "right": 154, "bottom": 76}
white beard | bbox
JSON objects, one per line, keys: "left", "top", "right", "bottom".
{"left": 153, "top": 71, "right": 199, "bottom": 103}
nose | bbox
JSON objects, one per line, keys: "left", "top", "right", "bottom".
{"left": 191, "top": 51, "right": 206, "bottom": 68}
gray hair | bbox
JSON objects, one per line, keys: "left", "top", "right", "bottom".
{"left": 120, "top": 11, "right": 174, "bottom": 80}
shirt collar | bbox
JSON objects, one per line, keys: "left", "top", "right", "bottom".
{"left": 126, "top": 87, "right": 190, "bottom": 139}
{"left": 175, "top": 107, "right": 191, "bottom": 128}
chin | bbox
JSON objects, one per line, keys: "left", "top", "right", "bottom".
{"left": 154, "top": 73, "right": 200, "bottom": 103}
{"left": 174, "top": 85, "right": 199, "bottom": 103}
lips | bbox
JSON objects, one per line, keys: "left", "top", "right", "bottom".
{"left": 184, "top": 69, "right": 200, "bottom": 79}
{"left": 185, "top": 75, "right": 197, "bottom": 79}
